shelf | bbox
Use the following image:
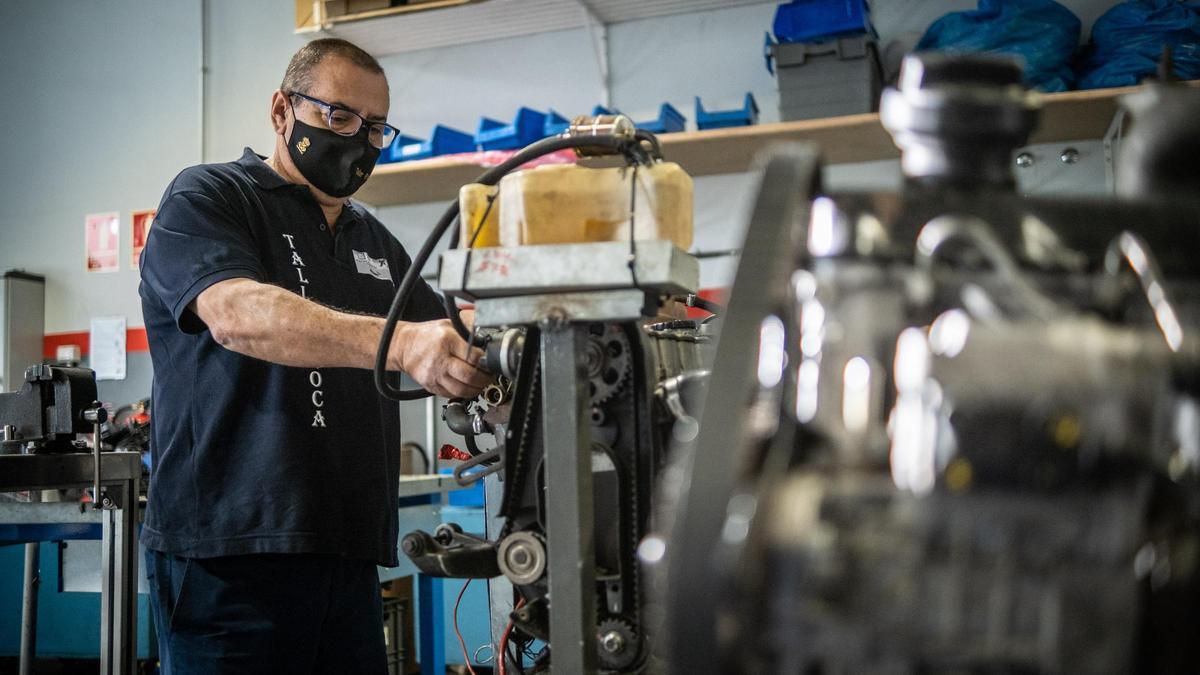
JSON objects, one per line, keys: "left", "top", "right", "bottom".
{"left": 296, "top": 0, "right": 479, "bottom": 33}
{"left": 298, "top": 0, "right": 769, "bottom": 56}
{"left": 355, "top": 83, "right": 1167, "bottom": 208}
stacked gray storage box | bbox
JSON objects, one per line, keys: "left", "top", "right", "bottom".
{"left": 771, "top": 35, "right": 882, "bottom": 121}
{"left": 0, "top": 271, "right": 44, "bottom": 394}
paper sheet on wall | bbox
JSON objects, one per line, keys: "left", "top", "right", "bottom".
{"left": 85, "top": 212, "right": 119, "bottom": 273}
{"left": 89, "top": 316, "right": 126, "bottom": 381}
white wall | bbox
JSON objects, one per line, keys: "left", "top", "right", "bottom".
{"left": 0, "top": 2, "right": 203, "bottom": 333}
{"left": 0, "top": 0, "right": 1117, "bottom": 408}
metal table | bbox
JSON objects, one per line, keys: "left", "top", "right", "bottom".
{"left": 0, "top": 451, "right": 141, "bottom": 675}
{"left": 3, "top": 471, "right": 467, "bottom": 674}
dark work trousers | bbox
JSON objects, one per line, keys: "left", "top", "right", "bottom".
{"left": 145, "top": 549, "right": 388, "bottom": 675}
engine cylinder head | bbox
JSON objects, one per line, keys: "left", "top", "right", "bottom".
{"left": 880, "top": 53, "right": 1039, "bottom": 190}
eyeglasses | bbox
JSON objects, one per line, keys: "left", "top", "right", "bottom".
{"left": 287, "top": 90, "right": 399, "bottom": 150}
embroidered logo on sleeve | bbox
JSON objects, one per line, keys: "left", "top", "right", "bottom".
{"left": 352, "top": 250, "right": 392, "bottom": 281}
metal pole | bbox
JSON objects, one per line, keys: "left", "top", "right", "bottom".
{"left": 19, "top": 537, "right": 39, "bottom": 675}
{"left": 100, "top": 507, "right": 114, "bottom": 675}
{"left": 540, "top": 323, "right": 597, "bottom": 674}
{"left": 99, "top": 456, "right": 139, "bottom": 675}
{"left": 114, "top": 476, "right": 138, "bottom": 673}
{"left": 424, "top": 395, "right": 437, "bottom": 475}
{"left": 19, "top": 487, "right": 41, "bottom": 675}
{"left": 483, "top": 475, "right": 514, "bottom": 650}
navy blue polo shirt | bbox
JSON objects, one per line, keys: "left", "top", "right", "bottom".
{"left": 139, "top": 148, "right": 444, "bottom": 566}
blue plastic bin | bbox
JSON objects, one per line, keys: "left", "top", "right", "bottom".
{"left": 773, "top": 0, "right": 870, "bottom": 44}
{"left": 543, "top": 110, "right": 572, "bottom": 137}
{"left": 378, "top": 133, "right": 421, "bottom": 164}
{"left": 695, "top": 93, "right": 760, "bottom": 130}
{"left": 634, "top": 103, "right": 687, "bottom": 134}
{"left": 438, "top": 468, "right": 486, "bottom": 507}
{"left": 543, "top": 105, "right": 620, "bottom": 136}
{"left": 474, "top": 107, "right": 548, "bottom": 151}
{"left": 382, "top": 124, "right": 476, "bottom": 163}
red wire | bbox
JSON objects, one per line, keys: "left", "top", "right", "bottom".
{"left": 497, "top": 597, "right": 527, "bottom": 675}
{"left": 453, "top": 579, "right": 478, "bottom": 675}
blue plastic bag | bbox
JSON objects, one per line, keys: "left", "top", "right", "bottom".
{"left": 916, "top": 0, "right": 1081, "bottom": 92}
{"left": 1076, "top": 0, "right": 1200, "bottom": 90}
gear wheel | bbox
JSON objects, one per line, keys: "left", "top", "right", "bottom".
{"left": 585, "top": 324, "right": 632, "bottom": 406}
{"left": 595, "top": 617, "right": 640, "bottom": 671}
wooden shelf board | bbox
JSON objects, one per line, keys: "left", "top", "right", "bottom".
{"left": 356, "top": 156, "right": 496, "bottom": 208}
{"left": 299, "top": 0, "right": 767, "bottom": 56}
{"left": 295, "top": 0, "right": 481, "bottom": 32}
{"left": 355, "top": 83, "right": 1182, "bottom": 208}
{"left": 325, "top": 0, "right": 482, "bottom": 26}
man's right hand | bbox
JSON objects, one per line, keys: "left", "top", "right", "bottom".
{"left": 389, "top": 320, "right": 490, "bottom": 399}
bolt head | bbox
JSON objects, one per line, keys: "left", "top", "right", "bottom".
{"left": 1015, "top": 152, "right": 1035, "bottom": 168}
{"left": 1060, "top": 147, "right": 1080, "bottom": 164}
{"left": 601, "top": 631, "right": 625, "bottom": 653}
{"left": 401, "top": 536, "right": 423, "bottom": 556}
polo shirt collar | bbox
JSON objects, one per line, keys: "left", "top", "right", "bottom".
{"left": 336, "top": 202, "right": 363, "bottom": 232}
{"left": 236, "top": 147, "right": 364, "bottom": 231}
{"left": 237, "top": 147, "right": 291, "bottom": 190}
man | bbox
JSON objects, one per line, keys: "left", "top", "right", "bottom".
{"left": 138, "top": 38, "right": 489, "bottom": 673}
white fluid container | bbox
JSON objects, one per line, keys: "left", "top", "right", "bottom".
{"left": 496, "top": 162, "right": 694, "bottom": 250}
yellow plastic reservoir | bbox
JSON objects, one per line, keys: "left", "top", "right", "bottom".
{"left": 458, "top": 183, "right": 501, "bottom": 248}
{"left": 496, "top": 162, "right": 693, "bottom": 250}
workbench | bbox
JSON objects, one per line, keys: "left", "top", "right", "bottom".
{"left": 0, "top": 470, "right": 467, "bottom": 674}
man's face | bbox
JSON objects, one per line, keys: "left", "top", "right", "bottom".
{"left": 287, "top": 56, "right": 390, "bottom": 142}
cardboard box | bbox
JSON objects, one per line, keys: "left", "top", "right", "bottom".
{"left": 347, "top": 0, "right": 390, "bottom": 13}
{"left": 381, "top": 577, "right": 417, "bottom": 674}
{"left": 322, "top": 0, "right": 349, "bottom": 19}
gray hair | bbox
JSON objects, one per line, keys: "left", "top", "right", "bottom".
{"left": 280, "top": 37, "right": 386, "bottom": 95}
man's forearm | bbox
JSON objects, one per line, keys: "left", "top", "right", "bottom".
{"left": 193, "top": 278, "right": 488, "bottom": 397}
{"left": 195, "top": 278, "right": 395, "bottom": 369}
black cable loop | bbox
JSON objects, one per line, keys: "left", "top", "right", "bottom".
{"left": 634, "top": 128, "right": 664, "bottom": 161}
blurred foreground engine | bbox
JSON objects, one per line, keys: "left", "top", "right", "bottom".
{"left": 658, "top": 54, "right": 1200, "bottom": 674}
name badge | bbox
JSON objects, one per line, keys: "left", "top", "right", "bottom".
{"left": 352, "top": 250, "right": 392, "bottom": 281}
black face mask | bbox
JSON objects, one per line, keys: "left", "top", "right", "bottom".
{"left": 286, "top": 118, "right": 381, "bottom": 198}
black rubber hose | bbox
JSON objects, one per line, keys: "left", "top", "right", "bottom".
{"left": 687, "top": 293, "right": 724, "bottom": 315}
{"left": 463, "top": 431, "right": 482, "bottom": 457}
{"left": 373, "top": 197, "right": 463, "bottom": 400}
{"left": 635, "top": 128, "right": 664, "bottom": 160}
{"left": 374, "top": 133, "right": 639, "bottom": 401}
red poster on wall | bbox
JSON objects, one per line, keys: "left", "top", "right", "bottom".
{"left": 85, "top": 212, "right": 119, "bottom": 273}
{"left": 131, "top": 209, "right": 155, "bottom": 269}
